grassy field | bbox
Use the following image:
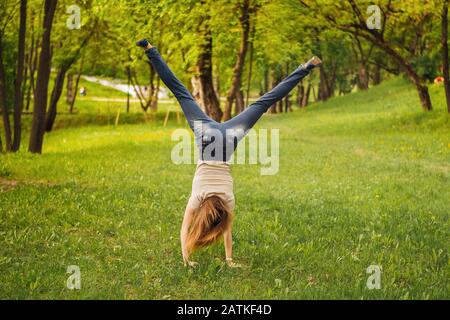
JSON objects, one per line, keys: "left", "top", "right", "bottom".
{"left": 0, "top": 78, "right": 449, "bottom": 299}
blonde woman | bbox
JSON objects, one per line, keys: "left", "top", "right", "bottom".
{"left": 137, "top": 39, "right": 321, "bottom": 267}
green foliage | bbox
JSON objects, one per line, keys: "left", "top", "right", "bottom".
{"left": 412, "top": 56, "right": 440, "bottom": 82}
{"left": 0, "top": 38, "right": 16, "bottom": 107}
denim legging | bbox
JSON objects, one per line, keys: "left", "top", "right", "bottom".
{"left": 145, "top": 47, "right": 314, "bottom": 161}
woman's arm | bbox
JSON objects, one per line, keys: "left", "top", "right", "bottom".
{"left": 224, "top": 223, "right": 241, "bottom": 268}
{"left": 180, "top": 206, "right": 198, "bottom": 267}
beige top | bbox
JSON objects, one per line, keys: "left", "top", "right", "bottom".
{"left": 187, "top": 161, "right": 235, "bottom": 211}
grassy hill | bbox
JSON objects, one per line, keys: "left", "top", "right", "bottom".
{"left": 0, "top": 78, "right": 449, "bottom": 299}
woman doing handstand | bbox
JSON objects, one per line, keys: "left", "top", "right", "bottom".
{"left": 136, "top": 38, "right": 321, "bottom": 267}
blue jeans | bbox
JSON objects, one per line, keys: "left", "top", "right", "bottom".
{"left": 145, "top": 47, "right": 314, "bottom": 161}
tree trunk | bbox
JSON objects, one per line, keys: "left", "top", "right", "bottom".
{"left": 302, "top": 83, "right": 311, "bottom": 107}
{"left": 130, "top": 57, "right": 153, "bottom": 112}
{"left": 443, "top": 0, "right": 450, "bottom": 113}
{"left": 213, "top": 73, "right": 220, "bottom": 99}
{"left": 277, "top": 72, "right": 283, "bottom": 113}
{"left": 126, "top": 66, "right": 131, "bottom": 113}
{"left": 369, "top": 38, "right": 431, "bottom": 110}
{"left": 66, "top": 73, "right": 73, "bottom": 105}
{"left": 268, "top": 70, "right": 278, "bottom": 114}
{"left": 357, "top": 63, "right": 369, "bottom": 90}
{"left": 277, "top": 99, "right": 283, "bottom": 113}
{"left": 262, "top": 66, "right": 268, "bottom": 95}
{"left": 416, "top": 83, "right": 432, "bottom": 111}
{"left": 235, "top": 90, "right": 245, "bottom": 114}
{"left": 11, "top": 0, "right": 27, "bottom": 151}
{"left": 284, "top": 94, "right": 290, "bottom": 113}
{"left": 24, "top": 63, "right": 32, "bottom": 111}
{"left": 313, "top": 32, "right": 331, "bottom": 101}
{"left": 297, "top": 83, "right": 304, "bottom": 107}
{"left": 350, "top": 35, "right": 373, "bottom": 91}
{"left": 24, "top": 10, "right": 36, "bottom": 111}
{"left": 404, "top": 66, "right": 432, "bottom": 111}
{"left": 149, "top": 62, "right": 156, "bottom": 110}
{"left": 70, "top": 56, "right": 83, "bottom": 113}
{"left": 29, "top": 29, "right": 39, "bottom": 106}
{"left": 374, "top": 38, "right": 431, "bottom": 110}
{"left": 318, "top": 64, "right": 331, "bottom": 101}
{"left": 372, "top": 63, "right": 381, "bottom": 85}
{"left": 191, "top": 29, "right": 222, "bottom": 121}
{"left": 276, "top": 72, "right": 283, "bottom": 113}
{"left": 235, "top": 89, "right": 245, "bottom": 114}
{"left": 284, "top": 62, "right": 291, "bottom": 112}
{"left": 245, "top": 21, "right": 256, "bottom": 107}
{"left": 0, "top": 42, "right": 12, "bottom": 151}
{"left": 44, "top": 33, "right": 89, "bottom": 132}
{"left": 45, "top": 67, "right": 67, "bottom": 132}
{"left": 151, "top": 75, "right": 160, "bottom": 111}
{"left": 223, "top": 0, "right": 251, "bottom": 120}
{"left": 302, "top": 83, "right": 314, "bottom": 108}
{"left": 46, "top": 44, "right": 88, "bottom": 131}
{"left": 29, "top": 0, "right": 57, "bottom": 153}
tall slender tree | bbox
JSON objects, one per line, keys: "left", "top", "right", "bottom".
{"left": 45, "top": 36, "right": 91, "bottom": 132}
{"left": 191, "top": 1, "right": 223, "bottom": 121}
{"left": 191, "top": 28, "right": 223, "bottom": 121}
{"left": 0, "top": 40, "right": 12, "bottom": 151}
{"left": 0, "top": 2, "right": 15, "bottom": 152}
{"left": 12, "top": 0, "right": 27, "bottom": 151}
{"left": 29, "top": 0, "right": 57, "bottom": 153}
{"left": 223, "top": 0, "right": 251, "bottom": 121}
{"left": 442, "top": 0, "right": 450, "bottom": 113}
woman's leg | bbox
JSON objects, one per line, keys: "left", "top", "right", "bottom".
{"left": 223, "top": 57, "right": 321, "bottom": 132}
{"left": 144, "top": 46, "right": 211, "bottom": 129}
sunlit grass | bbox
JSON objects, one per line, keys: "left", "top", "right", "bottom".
{"left": 0, "top": 78, "right": 449, "bottom": 299}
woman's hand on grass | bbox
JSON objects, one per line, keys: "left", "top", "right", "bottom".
{"left": 184, "top": 258, "right": 199, "bottom": 268}
{"left": 183, "top": 251, "right": 198, "bottom": 268}
{"left": 226, "top": 259, "right": 242, "bottom": 268}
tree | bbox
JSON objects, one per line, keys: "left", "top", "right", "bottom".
{"left": 307, "top": 0, "right": 436, "bottom": 111}
{"left": 442, "top": 0, "right": 450, "bottom": 113}
{"left": 191, "top": 26, "right": 223, "bottom": 121}
{"left": 245, "top": 18, "right": 256, "bottom": 107}
{"left": 45, "top": 36, "right": 91, "bottom": 132}
{"left": 0, "top": 1, "right": 16, "bottom": 152}
{"left": 24, "top": 8, "right": 39, "bottom": 112}
{"left": 223, "top": 0, "right": 252, "bottom": 120}
{"left": 11, "top": 0, "right": 27, "bottom": 151}
{"left": 350, "top": 34, "right": 374, "bottom": 90}
{"left": 99, "top": 0, "right": 169, "bottom": 114}
{"left": 44, "top": 0, "right": 101, "bottom": 131}
{"left": 29, "top": 0, "right": 57, "bottom": 153}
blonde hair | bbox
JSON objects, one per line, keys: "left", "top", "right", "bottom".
{"left": 186, "top": 195, "right": 233, "bottom": 255}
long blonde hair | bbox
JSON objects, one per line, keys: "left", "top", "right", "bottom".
{"left": 186, "top": 195, "right": 233, "bottom": 255}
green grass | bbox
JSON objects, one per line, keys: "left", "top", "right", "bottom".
{"left": 0, "top": 78, "right": 449, "bottom": 299}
